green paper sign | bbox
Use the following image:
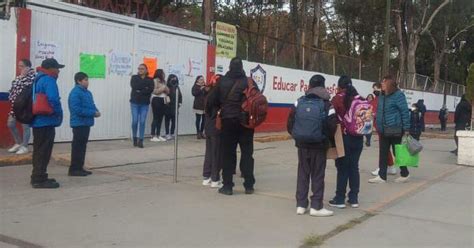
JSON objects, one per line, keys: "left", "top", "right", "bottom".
{"left": 80, "top": 53, "right": 106, "bottom": 78}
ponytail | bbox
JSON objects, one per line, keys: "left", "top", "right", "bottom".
{"left": 338, "top": 76, "right": 360, "bottom": 110}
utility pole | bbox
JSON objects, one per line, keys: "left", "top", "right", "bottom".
{"left": 382, "top": 0, "right": 392, "bottom": 76}
{"left": 202, "top": 0, "right": 213, "bottom": 35}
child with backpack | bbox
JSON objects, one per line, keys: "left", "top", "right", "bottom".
{"left": 287, "top": 75, "right": 337, "bottom": 217}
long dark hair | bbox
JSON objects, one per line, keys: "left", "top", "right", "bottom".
{"left": 153, "top": 69, "right": 165, "bottom": 82}
{"left": 338, "top": 75, "right": 359, "bottom": 110}
{"left": 194, "top": 75, "right": 204, "bottom": 85}
{"left": 167, "top": 74, "right": 178, "bottom": 87}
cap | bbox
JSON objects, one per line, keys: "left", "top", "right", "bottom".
{"left": 41, "top": 58, "right": 65, "bottom": 69}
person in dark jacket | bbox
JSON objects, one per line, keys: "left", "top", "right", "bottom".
{"left": 130, "top": 64, "right": 154, "bottom": 148}
{"left": 164, "top": 74, "right": 183, "bottom": 140}
{"left": 287, "top": 75, "right": 337, "bottom": 217}
{"left": 439, "top": 105, "right": 448, "bottom": 131}
{"left": 192, "top": 75, "right": 207, "bottom": 139}
{"left": 206, "top": 57, "right": 258, "bottom": 196}
{"left": 30, "top": 58, "right": 64, "bottom": 189}
{"left": 369, "top": 75, "right": 411, "bottom": 184}
{"left": 452, "top": 94, "right": 472, "bottom": 154}
{"left": 68, "top": 72, "right": 100, "bottom": 177}
{"left": 409, "top": 103, "right": 422, "bottom": 140}
{"left": 416, "top": 99, "right": 427, "bottom": 132}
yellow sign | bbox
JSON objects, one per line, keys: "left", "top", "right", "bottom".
{"left": 216, "top": 21, "right": 237, "bottom": 59}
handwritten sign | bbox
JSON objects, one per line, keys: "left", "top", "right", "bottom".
{"left": 33, "top": 40, "right": 61, "bottom": 66}
{"left": 216, "top": 22, "right": 237, "bottom": 59}
{"left": 187, "top": 58, "right": 203, "bottom": 77}
{"left": 168, "top": 64, "right": 185, "bottom": 85}
{"left": 109, "top": 51, "right": 132, "bottom": 76}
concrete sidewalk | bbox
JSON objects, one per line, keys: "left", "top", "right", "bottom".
{"left": 0, "top": 135, "right": 472, "bottom": 248}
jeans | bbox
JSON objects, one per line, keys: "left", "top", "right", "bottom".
{"left": 131, "top": 103, "right": 149, "bottom": 140}
{"left": 151, "top": 97, "right": 166, "bottom": 136}
{"left": 195, "top": 114, "right": 205, "bottom": 133}
{"left": 70, "top": 126, "right": 90, "bottom": 172}
{"left": 7, "top": 115, "right": 30, "bottom": 147}
{"left": 378, "top": 136, "right": 409, "bottom": 180}
{"left": 203, "top": 135, "right": 221, "bottom": 182}
{"left": 296, "top": 148, "right": 327, "bottom": 210}
{"left": 334, "top": 134, "right": 363, "bottom": 204}
{"left": 31, "top": 127, "right": 55, "bottom": 183}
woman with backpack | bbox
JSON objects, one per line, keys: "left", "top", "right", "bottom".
{"left": 329, "top": 76, "right": 365, "bottom": 209}
{"left": 164, "top": 74, "right": 182, "bottom": 140}
{"left": 369, "top": 75, "right": 410, "bottom": 184}
{"left": 7, "top": 59, "right": 35, "bottom": 155}
{"left": 192, "top": 75, "right": 207, "bottom": 139}
{"left": 150, "top": 69, "right": 169, "bottom": 142}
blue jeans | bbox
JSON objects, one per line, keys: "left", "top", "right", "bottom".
{"left": 7, "top": 115, "right": 30, "bottom": 147}
{"left": 333, "top": 134, "right": 363, "bottom": 204}
{"left": 131, "top": 103, "right": 149, "bottom": 140}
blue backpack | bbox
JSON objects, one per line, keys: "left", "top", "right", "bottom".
{"left": 291, "top": 96, "right": 327, "bottom": 143}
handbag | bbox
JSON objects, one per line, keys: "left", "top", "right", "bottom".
{"left": 404, "top": 134, "right": 423, "bottom": 155}
{"left": 382, "top": 94, "right": 403, "bottom": 137}
{"left": 32, "top": 83, "right": 53, "bottom": 115}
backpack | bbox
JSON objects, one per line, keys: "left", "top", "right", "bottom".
{"left": 343, "top": 95, "right": 373, "bottom": 136}
{"left": 291, "top": 96, "right": 326, "bottom": 143}
{"left": 241, "top": 77, "right": 268, "bottom": 129}
{"left": 12, "top": 83, "right": 34, "bottom": 124}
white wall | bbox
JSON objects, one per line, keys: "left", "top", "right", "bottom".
{"left": 0, "top": 14, "right": 17, "bottom": 93}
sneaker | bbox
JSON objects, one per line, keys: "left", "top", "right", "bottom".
{"left": 202, "top": 178, "right": 211, "bottom": 186}
{"left": 158, "top": 136, "right": 167, "bottom": 142}
{"left": 245, "top": 188, "right": 255, "bottom": 195}
{"left": 388, "top": 166, "right": 398, "bottom": 175}
{"left": 150, "top": 136, "right": 160, "bottom": 142}
{"left": 296, "top": 207, "right": 307, "bottom": 215}
{"left": 15, "top": 146, "right": 29, "bottom": 155}
{"left": 310, "top": 208, "right": 334, "bottom": 217}
{"left": 8, "top": 144, "right": 21, "bottom": 153}
{"left": 81, "top": 169, "right": 93, "bottom": 175}
{"left": 395, "top": 175, "right": 410, "bottom": 183}
{"left": 210, "top": 181, "right": 222, "bottom": 188}
{"left": 31, "top": 180, "right": 60, "bottom": 189}
{"left": 165, "top": 134, "right": 173, "bottom": 140}
{"left": 218, "top": 187, "right": 233, "bottom": 195}
{"left": 68, "top": 170, "right": 89, "bottom": 177}
{"left": 328, "top": 200, "right": 346, "bottom": 209}
{"left": 368, "top": 176, "right": 386, "bottom": 184}
{"left": 348, "top": 201, "right": 359, "bottom": 208}
{"left": 371, "top": 168, "right": 380, "bottom": 176}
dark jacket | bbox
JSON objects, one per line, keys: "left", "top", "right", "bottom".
{"left": 376, "top": 90, "right": 411, "bottom": 134}
{"left": 166, "top": 83, "right": 183, "bottom": 116}
{"left": 130, "top": 75, "right": 154, "bottom": 105}
{"left": 287, "top": 87, "right": 337, "bottom": 149}
{"left": 409, "top": 109, "right": 422, "bottom": 137}
{"left": 331, "top": 89, "right": 354, "bottom": 133}
{"left": 439, "top": 108, "right": 448, "bottom": 121}
{"left": 31, "top": 72, "right": 63, "bottom": 128}
{"left": 204, "top": 86, "right": 221, "bottom": 137}
{"left": 68, "top": 84, "right": 98, "bottom": 128}
{"left": 454, "top": 97, "right": 472, "bottom": 129}
{"left": 192, "top": 83, "right": 206, "bottom": 111}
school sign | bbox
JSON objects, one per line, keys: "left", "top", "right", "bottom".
{"left": 216, "top": 21, "right": 237, "bottom": 59}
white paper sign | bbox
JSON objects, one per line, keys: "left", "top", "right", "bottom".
{"left": 33, "top": 40, "right": 61, "bottom": 65}
{"left": 108, "top": 51, "right": 133, "bottom": 76}
{"left": 186, "top": 58, "right": 203, "bottom": 77}
{"left": 168, "top": 64, "right": 186, "bottom": 85}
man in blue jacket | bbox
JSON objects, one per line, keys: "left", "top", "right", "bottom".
{"left": 31, "top": 58, "right": 64, "bottom": 188}
{"left": 68, "top": 72, "right": 100, "bottom": 176}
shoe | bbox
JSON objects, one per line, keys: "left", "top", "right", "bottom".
{"left": 218, "top": 187, "right": 233, "bottom": 195}
{"left": 138, "top": 139, "right": 144, "bottom": 148}
{"left": 450, "top": 149, "right": 458, "bottom": 155}
{"left": 169, "top": 135, "right": 175, "bottom": 140}
{"left": 395, "top": 175, "right": 410, "bottom": 183}
{"left": 210, "top": 181, "right": 222, "bottom": 188}
{"left": 368, "top": 176, "right": 386, "bottom": 184}
{"left": 31, "top": 180, "right": 60, "bottom": 189}
{"left": 348, "top": 201, "right": 359, "bottom": 208}
{"left": 15, "top": 146, "right": 29, "bottom": 155}
{"left": 68, "top": 170, "right": 89, "bottom": 177}
{"left": 245, "top": 188, "right": 255, "bottom": 195}
{"left": 388, "top": 166, "right": 397, "bottom": 175}
{"left": 328, "top": 200, "right": 346, "bottom": 209}
{"left": 165, "top": 134, "right": 173, "bottom": 140}
{"left": 296, "top": 207, "right": 307, "bottom": 215}
{"left": 81, "top": 169, "right": 93, "bottom": 175}
{"left": 371, "top": 168, "right": 380, "bottom": 176}
{"left": 310, "top": 208, "right": 334, "bottom": 217}
{"left": 365, "top": 142, "right": 371, "bottom": 147}
{"left": 150, "top": 136, "right": 160, "bottom": 142}
{"left": 201, "top": 133, "right": 207, "bottom": 139}
{"left": 133, "top": 137, "right": 138, "bottom": 147}
{"left": 197, "top": 133, "right": 202, "bottom": 140}
{"left": 8, "top": 144, "right": 21, "bottom": 153}
{"left": 158, "top": 136, "right": 167, "bottom": 142}
{"left": 202, "top": 178, "right": 211, "bottom": 186}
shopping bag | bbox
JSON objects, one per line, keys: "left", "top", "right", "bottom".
{"left": 32, "top": 93, "right": 53, "bottom": 115}
{"left": 327, "top": 124, "right": 345, "bottom": 160}
{"left": 394, "top": 143, "right": 419, "bottom": 167}
{"left": 404, "top": 135, "right": 423, "bottom": 155}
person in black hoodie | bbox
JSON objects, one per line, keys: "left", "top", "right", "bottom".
{"left": 287, "top": 75, "right": 337, "bottom": 217}
{"left": 192, "top": 75, "right": 207, "bottom": 139}
{"left": 206, "top": 57, "right": 258, "bottom": 195}
{"left": 409, "top": 103, "right": 422, "bottom": 140}
{"left": 452, "top": 94, "right": 472, "bottom": 154}
{"left": 130, "top": 64, "right": 154, "bottom": 148}
{"left": 416, "top": 99, "right": 427, "bottom": 132}
{"left": 164, "top": 74, "right": 183, "bottom": 140}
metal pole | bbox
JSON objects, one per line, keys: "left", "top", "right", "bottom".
{"left": 359, "top": 60, "right": 362, "bottom": 79}
{"left": 246, "top": 42, "right": 249, "bottom": 61}
{"left": 173, "top": 86, "right": 179, "bottom": 183}
{"left": 382, "top": 0, "right": 392, "bottom": 76}
{"left": 332, "top": 54, "right": 336, "bottom": 75}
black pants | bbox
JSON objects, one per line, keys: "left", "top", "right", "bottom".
{"left": 296, "top": 148, "right": 327, "bottom": 210}
{"left": 378, "top": 135, "right": 409, "bottom": 180}
{"left": 70, "top": 126, "right": 91, "bottom": 172}
{"left": 31, "top": 127, "right": 55, "bottom": 183}
{"left": 165, "top": 114, "right": 176, "bottom": 135}
{"left": 334, "top": 134, "right": 363, "bottom": 204}
{"left": 440, "top": 120, "right": 447, "bottom": 131}
{"left": 203, "top": 135, "right": 221, "bottom": 182}
{"left": 195, "top": 114, "right": 205, "bottom": 133}
{"left": 151, "top": 97, "right": 166, "bottom": 136}
{"left": 365, "top": 133, "right": 372, "bottom": 145}
{"left": 221, "top": 118, "right": 255, "bottom": 189}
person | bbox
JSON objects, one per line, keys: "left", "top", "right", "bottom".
{"left": 439, "top": 105, "right": 448, "bottom": 131}
{"left": 164, "top": 74, "right": 182, "bottom": 140}
{"left": 207, "top": 57, "right": 257, "bottom": 196}
{"left": 287, "top": 75, "right": 337, "bottom": 217}
{"left": 30, "top": 58, "right": 64, "bottom": 189}
{"left": 370, "top": 82, "right": 397, "bottom": 176}
{"left": 202, "top": 74, "right": 223, "bottom": 188}
{"left": 7, "top": 59, "right": 35, "bottom": 155}
{"left": 150, "top": 69, "right": 169, "bottom": 142}
{"left": 416, "top": 99, "right": 427, "bottom": 132}
{"left": 409, "top": 103, "right": 422, "bottom": 140}
{"left": 130, "top": 64, "right": 154, "bottom": 148}
{"left": 452, "top": 94, "right": 472, "bottom": 155}
{"left": 68, "top": 72, "right": 100, "bottom": 176}
{"left": 192, "top": 75, "right": 207, "bottom": 139}
{"left": 364, "top": 94, "right": 375, "bottom": 147}
{"left": 369, "top": 75, "right": 411, "bottom": 184}
{"left": 328, "top": 76, "right": 364, "bottom": 209}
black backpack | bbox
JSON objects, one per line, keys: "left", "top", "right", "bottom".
{"left": 12, "top": 84, "right": 34, "bottom": 124}
{"left": 291, "top": 96, "right": 327, "bottom": 143}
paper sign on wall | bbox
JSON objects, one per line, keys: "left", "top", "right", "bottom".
{"left": 143, "top": 57, "right": 158, "bottom": 78}
{"left": 187, "top": 58, "right": 203, "bottom": 77}
{"left": 80, "top": 53, "right": 106, "bottom": 79}
{"left": 216, "top": 21, "right": 237, "bottom": 59}
{"left": 109, "top": 51, "right": 132, "bottom": 76}
{"left": 168, "top": 64, "right": 185, "bottom": 84}
{"left": 33, "top": 40, "right": 62, "bottom": 66}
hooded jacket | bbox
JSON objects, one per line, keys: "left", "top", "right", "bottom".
{"left": 68, "top": 84, "right": 98, "bottom": 128}
{"left": 454, "top": 96, "right": 472, "bottom": 129}
{"left": 31, "top": 71, "right": 63, "bottom": 128}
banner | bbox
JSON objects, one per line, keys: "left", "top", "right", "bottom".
{"left": 216, "top": 21, "right": 237, "bottom": 59}
{"left": 109, "top": 51, "right": 132, "bottom": 76}
{"left": 80, "top": 53, "right": 106, "bottom": 79}
{"left": 143, "top": 57, "right": 158, "bottom": 78}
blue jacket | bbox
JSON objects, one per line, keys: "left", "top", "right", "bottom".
{"left": 376, "top": 90, "right": 410, "bottom": 133}
{"left": 31, "top": 72, "right": 63, "bottom": 128}
{"left": 68, "top": 84, "right": 98, "bottom": 127}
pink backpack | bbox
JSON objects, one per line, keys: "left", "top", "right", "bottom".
{"left": 343, "top": 95, "right": 374, "bottom": 136}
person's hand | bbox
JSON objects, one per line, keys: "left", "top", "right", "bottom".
{"left": 95, "top": 112, "right": 101, "bottom": 118}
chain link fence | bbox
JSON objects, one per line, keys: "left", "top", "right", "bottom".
{"left": 398, "top": 72, "right": 465, "bottom": 97}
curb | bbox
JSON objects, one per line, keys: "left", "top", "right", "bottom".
{"left": 0, "top": 154, "right": 32, "bottom": 167}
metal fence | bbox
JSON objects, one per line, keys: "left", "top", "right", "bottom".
{"left": 398, "top": 72, "right": 465, "bottom": 97}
